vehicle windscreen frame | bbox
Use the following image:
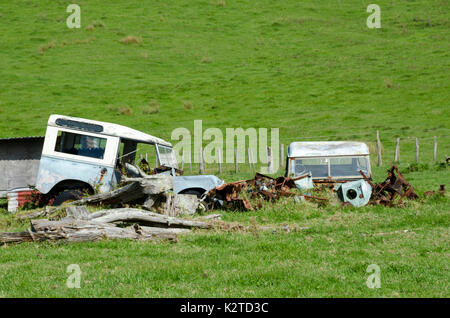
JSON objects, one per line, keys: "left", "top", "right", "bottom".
{"left": 289, "top": 155, "right": 371, "bottom": 179}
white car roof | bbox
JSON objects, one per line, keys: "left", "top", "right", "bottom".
{"left": 288, "top": 141, "right": 370, "bottom": 157}
{"left": 48, "top": 114, "right": 172, "bottom": 147}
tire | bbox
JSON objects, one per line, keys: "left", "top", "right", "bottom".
{"left": 52, "top": 189, "right": 84, "bottom": 206}
{"left": 179, "top": 189, "right": 205, "bottom": 198}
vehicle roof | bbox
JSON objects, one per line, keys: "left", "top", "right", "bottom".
{"left": 48, "top": 114, "right": 172, "bottom": 147}
{"left": 0, "top": 136, "right": 44, "bottom": 142}
{"left": 288, "top": 141, "right": 370, "bottom": 157}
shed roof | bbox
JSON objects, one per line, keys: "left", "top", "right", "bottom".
{"left": 288, "top": 141, "right": 370, "bottom": 157}
{"left": 0, "top": 136, "right": 44, "bottom": 142}
{"left": 48, "top": 114, "right": 172, "bottom": 147}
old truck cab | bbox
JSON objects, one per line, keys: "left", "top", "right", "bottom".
{"left": 33, "top": 114, "right": 223, "bottom": 205}
{"left": 286, "top": 141, "right": 371, "bottom": 180}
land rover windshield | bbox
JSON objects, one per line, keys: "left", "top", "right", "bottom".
{"left": 292, "top": 156, "right": 369, "bottom": 179}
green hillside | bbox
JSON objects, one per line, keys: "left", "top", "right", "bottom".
{"left": 0, "top": 0, "right": 448, "bottom": 297}
{"left": 1, "top": 1, "right": 449, "bottom": 151}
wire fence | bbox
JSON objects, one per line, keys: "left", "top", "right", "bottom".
{"left": 170, "top": 131, "right": 449, "bottom": 176}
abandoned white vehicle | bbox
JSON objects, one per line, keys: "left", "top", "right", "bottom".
{"left": 0, "top": 114, "right": 224, "bottom": 210}
{"left": 285, "top": 141, "right": 373, "bottom": 207}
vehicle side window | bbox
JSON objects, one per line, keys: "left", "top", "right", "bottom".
{"left": 55, "top": 131, "right": 107, "bottom": 159}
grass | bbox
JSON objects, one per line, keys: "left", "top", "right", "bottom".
{"left": 0, "top": 166, "right": 448, "bottom": 297}
{"left": 0, "top": 0, "right": 449, "bottom": 297}
{"left": 120, "top": 35, "right": 142, "bottom": 45}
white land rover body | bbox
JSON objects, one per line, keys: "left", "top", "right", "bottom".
{"left": 286, "top": 141, "right": 372, "bottom": 207}
{"left": 1, "top": 114, "right": 223, "bottom": 210}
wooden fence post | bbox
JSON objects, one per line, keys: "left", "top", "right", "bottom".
{"left": 394, "top": 138, "right": 400, "bottom": 163}
{"left": 234, "top": 148, "right": 238, "bottom": 173}
{"left": 249, "top": 147, "right": 255, "bottom": 172}
{"left": 376, "top": 130, "right": 382, "bottom": 166}
{"left": 218, "top": 148, "right": 222, "bottom": 174}
{"left": 433, "top": 136, "right": 437, "bottom": 164}
{"left": 203, "top": 150, "right": 207, "bottom": 172}
{"left": 415, "top": 137, "right": 419, "bottom": 163}
{"left": 189, "top": 149, "right": 192, "bottom": 174}
{"left": 267, "top": 146, "right": 273, "bottom": 174}
{"left": 181, "top": 149, "right": 184, "bottom": 171}
{"left": 199, "top": 148, "right": 204, "bottom": 174}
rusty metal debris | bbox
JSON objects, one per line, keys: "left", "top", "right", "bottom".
{"left": 368, "top": 165, "right": 419, "bottom": 206}
{"left": 205, "top": 173, "right": 328, "bottom": 211}
{"left": 207, "top": 165, "right": 423, "bottom": 211}
{"left": 138, "top": 158, "right": 184, "bottom": 176}
{"left": 424, "top": 184, "right": 446, "bottom": 197}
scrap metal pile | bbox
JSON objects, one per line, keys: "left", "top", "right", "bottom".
{"left": 1, "top": 165, "right": 430, "bottom": 245}
{"left": 205, "top": 165, "right": 422, "bottom": 211}
{"left": 204, "top": 173, "right": 327, "bottom": 211}
{"left": 368, "top": 165, "right": 419, "bottom": 206}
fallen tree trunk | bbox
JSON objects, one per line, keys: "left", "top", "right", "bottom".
{"left": 1, "top": 218, "right": 188, "bottom": 244}
{"left": 18, "top": 209, "right": 48, "bottom": 220}
{"left": 88, "top": 208, "right": 211, "bottom": 229}
{"left": 198, "top": 214, "right": 222, "bottom": 220}
{"left": 73, "top": 175, "right": 174, "bottom": 206}
{"left": 129, "top": 224, "right": 191, "bottom": 235}
{"left": 0, "top": 230, "right": 64, "bottom": 243}
{"left": 73, "top": 182, "right": 144, "bottom": 205}
{"left": 65, "top": 206, "right": 90, "bottom": 220}
{"left": 29, "top": 218, "right": 178, "bottom": 242}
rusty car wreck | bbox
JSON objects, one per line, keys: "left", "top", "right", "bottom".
{"left": 1, "top": 114, "right": 224, "bottom": 212}
{"left": 203, "top": 141, "right": 420, "bottom": 210}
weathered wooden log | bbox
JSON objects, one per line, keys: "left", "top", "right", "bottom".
{"left": 0, "top": 231, "right": 59, "bottom": 243}
{"left": 18, "top": 209, "right": 48, "bottom": 220}
{"left": 129, "top": 224, "right": 191, "bottom": 235}
{"left": 122, "top": 175, "right": 173, "bottom": 194}
{"left": 1, "top": 219, "right": 182, "bottom": 244}
{"left": 199, "top": 214, "right": 222, "bottom": 220}
{"left": 65, "top": 206, "right": 90, "bottom": 220}
{"left": 88, "top": 208, "right": 211, "bottom": 229}
{"left": 30, "top": 218, "right": 177, "bottom": 242}
{"left": 73, "top": 175, "right": 174, "bottom": 207}
{"left": 168, "top": 194, "right": 199, "bottom": 216}
{"left": 73, "top": 182, "right": 143, "bottom": 205}
{"left": 1, "top": 231, "right": 31, "bottom": 243}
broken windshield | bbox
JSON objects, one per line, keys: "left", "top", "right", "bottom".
{"left": 156, "top": 144, "right": 177, "bottom": 168}
{"left": 293, "top": 156, "right": 369, "bottom": 178}
{"left": 294, "top": 158, "right": 328, "bottom": 178}
{"left": 329, "top": 157, "right": 368, "bottom": 177}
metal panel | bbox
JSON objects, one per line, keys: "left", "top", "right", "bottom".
{"left": 35, "top": 155, "right": 116, "bottom": 194}
{"left": 173, "top": 175, "right": 224, "bottom": 194}
{"left": 0, "top": 136, "right": 44, "bottom": 197}
{"left": 288, "top": 141, "right": 370, "bottom": 157}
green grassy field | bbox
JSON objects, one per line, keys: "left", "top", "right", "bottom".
{"left": 0, "top": 0, "right": 449, "bottom": 297}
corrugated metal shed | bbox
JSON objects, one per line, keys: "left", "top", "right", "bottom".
{"left": 0, "top": 136, "right": 44, "bottom": 197}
